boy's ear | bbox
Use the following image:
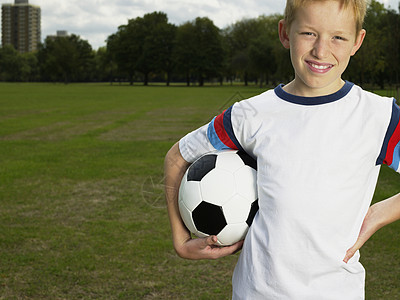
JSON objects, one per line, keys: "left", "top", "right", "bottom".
{"left": 279, "top": 19, "right": 290, "bottom": 49}
{"left": 351, "top": 29, "right": 366, "bottom": 56}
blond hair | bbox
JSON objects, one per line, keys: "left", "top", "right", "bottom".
{"left": 284, "top": 0, "right": 368, "bottom": 33}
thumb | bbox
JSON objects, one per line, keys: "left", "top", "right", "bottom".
{"left": 343, "top": 247, "right": 356, "bottom": 264}
{"left": 205, "top": 235, "right": 218, "bottom": 246}
{"left": 343, "top": 208, "right": 377, "bottom": 263}
{"left": 343, "top": 238, "right": 365, "bottom": 263}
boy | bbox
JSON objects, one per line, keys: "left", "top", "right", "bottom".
{"left": 165, "top": 0, "right": 400, "bottom": 298}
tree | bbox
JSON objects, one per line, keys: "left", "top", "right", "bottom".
{"left": 0, "top": 45, "right": 25, "bottom": 81}
{"left": 174, "top": 17, "right": 225, "bottom": 86}
{"left": 224, "top": 18, "right": 264, "bottom": 85}
{"left": 38, "top": 34, "right": 94, "bottom": 83}
{"left": 95, "top": 46, "right": 118, "bottom": 83}
{"left": 0, "top": 45, "right": 39, "bottom": 82}
{"left": 345, "top": 0, "right": 387, "bottom": 87}
{"left": 384, "top": 7, "right": 400, "bottom": 85}
{"left": 139, "top": 12, "right": 176, "bottom": 85}
{"left": 107, "top": 12, "right": 176, "bottom": 85}
{"left": 248, "top": 36, "right": 275, "bottom": 87}
{"left": 143, "top": 19, "right": 176, "bottom": 85}
{"left": 248, "top": 15, "right": 285, "bottom": 87}
{"left": 194, "top": 17, "right": 225, "bottom": 86}
{"left": 106, "top": 30, "right": 134, "bottom": 83}
{"left": 173, "top": 21, "right": 198, "bottom": 86}
{"left": 20, "top": 52, "right": 39, "bottom": 82}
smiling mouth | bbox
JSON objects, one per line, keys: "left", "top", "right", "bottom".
{"left": 306, "top": 61, "right": 334, "bottom": 73}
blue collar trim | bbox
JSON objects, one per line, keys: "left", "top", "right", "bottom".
{"left": 274, "top": 81, "right": 354, "bottom": 105}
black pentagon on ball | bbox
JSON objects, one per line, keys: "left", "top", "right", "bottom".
{"left": 187, "top": 154, "right": 217, "bottom": 181}
{"left": 237, "top": 151, "right": 257, "bottom": 170}
{"left": 246, "top": 199, "right": 259, "bottom": 227}
{"left": 192, "top": 201, "right": 227, "bottom": 235}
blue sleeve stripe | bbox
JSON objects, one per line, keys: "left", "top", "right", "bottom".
{"left": 389, "top": 142, "right": 400, "bottom": 171}
{"left": 207, "top": 117, "right": 231, "bottom": 151}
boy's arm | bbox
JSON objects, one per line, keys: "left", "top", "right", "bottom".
{"left": 344, "top": 192, "right": 400, "bottom": 263}
{"left": 164, "top": 142, "right": 243, "bottom": 260}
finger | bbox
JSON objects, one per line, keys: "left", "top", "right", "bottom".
{"left": 211, "top": 239, "right": 244, "bottom": 257}
{"left": 230, "top": 240, "right": 244, "bottom": 254}
{"left": 343, "top": 239, "right": 365, "bottom": 263}
{"left": 343, "top": 248, "right": 356, "bottom": 263}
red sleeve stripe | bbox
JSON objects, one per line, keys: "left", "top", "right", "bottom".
{"left": 383, "top": 106, "right": 400, "bottom": 166}
{"left": 384, "top": 121, "right": 400, "bottom": 166}
{"left": 377, "top": 100, "right": 400, "bottom": 169}
{"left": 214, "top": 110, "right": 237, "bottom": 149}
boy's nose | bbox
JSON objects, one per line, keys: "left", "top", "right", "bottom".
{"left": 312, "top": 38, "right": 330, "bottom": 60}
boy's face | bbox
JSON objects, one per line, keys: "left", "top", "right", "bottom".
{"left": 279, "top": 1, "right": 366, "bottom": 96}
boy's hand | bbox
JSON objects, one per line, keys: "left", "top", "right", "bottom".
{"left": 176, "top": 235, "right": 244, "bottom": 260}
{"left": 343, "top": 207, "right": 377, "bottom": 263}
{"left": 344, "top": 193, "right": 400, "bottom": 263}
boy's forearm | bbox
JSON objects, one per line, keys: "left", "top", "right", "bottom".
{"left": 344, "top": 191, "right": 400, "bottom": 263}
{"left": 373, "top": 192, "right": 400, "bottom": 229}
{"left": 164, "top": 142, "right": 192, "bottom": 253}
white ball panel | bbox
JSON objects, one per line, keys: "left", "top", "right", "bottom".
{"left": 215, "top": 150, "right": 244, "bottom": 173}
{"left": 223, "top": 195, "right": 251, "bottom": 223}
{"left": 200, "top": 169, "right": 235, "bottom": 206}
{"left": 180, "top": 181, "right": 203, "bottom": 211}
{"left": 235, "top": 167, "right": 258, "bottom": 201}
{"left": 178, "top": 201, "right": 198, "bottom": 234}
{"left": 178, "top": 171, "right": 187, "bottom": 201}
{"left": 217, "top": 223, "right": 249, "bottom": 246}
{"left": 194, "top": 230, "right": 208, "bottom": 238}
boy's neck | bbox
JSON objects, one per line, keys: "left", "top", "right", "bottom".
{"left": 283, "top": 79, "right": 346, "bottom": 98}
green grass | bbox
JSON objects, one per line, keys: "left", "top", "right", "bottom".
{"left": 0, "top": 82, "right": 399, "bottom": 299}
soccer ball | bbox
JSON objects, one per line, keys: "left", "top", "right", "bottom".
{"left": 178, "top": 150, "right": 258, "bottom": 246}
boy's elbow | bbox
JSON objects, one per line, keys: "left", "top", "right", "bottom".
{"left": 172, "top": 240, "right": 192, "bottom": 260}
{"left": 174, "top": 247, "right": 188, "bottom": 259}
{"left": 165, "top": 142, "right": 189, "bottom": 170}
{"left": 165, "top": 142, "right": 180, "bottom": 163}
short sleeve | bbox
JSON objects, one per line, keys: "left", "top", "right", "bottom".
{"left": 377, "top": 99, "right": 400, "bottom": 172}
{"left": 179, "top": 105, "right": 244, "bottom": 163}
{"left": 207, "top": 106, "right": 244, "bottom": 152}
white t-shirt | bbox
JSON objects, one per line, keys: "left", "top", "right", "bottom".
{"left": 179, "top": 82, "right": 400, "bottom": 299}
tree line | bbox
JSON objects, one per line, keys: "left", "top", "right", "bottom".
{"left": 0, "top": 0, "right": 398, "bottom": 87}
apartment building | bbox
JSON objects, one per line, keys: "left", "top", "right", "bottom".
{"left": 1, "top": 0, "right": 41, "bottom": 53}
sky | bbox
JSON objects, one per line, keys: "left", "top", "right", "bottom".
{"left": 2, "top": 0, "right": 399, "bottom": 50}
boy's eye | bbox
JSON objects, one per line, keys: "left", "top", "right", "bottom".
{"left": 301, "top": 32, "right": 315, "bottom": 36}
{"left": 333, "top": 36, "right": 347, "bottom": 41}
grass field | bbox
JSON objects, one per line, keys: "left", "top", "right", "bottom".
{"left": 0, "top": 83, "right": 399, "bottom": 299}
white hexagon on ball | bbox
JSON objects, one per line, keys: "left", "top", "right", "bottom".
{"left": 223, "top": 194, "right": 252, "bottom": 224}
{"left": 178, "top": 201, "right": 197, "bottom": 234}
{"left": 217, "top": 223, "right": 249, "bottom": 246}
{"left": 179, "top": 180, "right": 203, "bottom": 211}
{"left": 200, "top": 169, "right": 235, "bottom": 206}
{"left": 216, "top": 151, "right": 245, "bottom": 173}
{"left": 235, "top": 167, "right": 258, "bottom": 200}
